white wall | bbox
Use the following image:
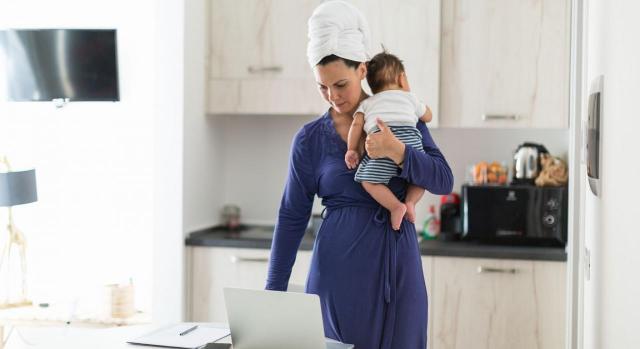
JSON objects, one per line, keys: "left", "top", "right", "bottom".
{"left": 183, "top": 0, "right": 225, "bottom": 234}
{"left": 0, "top": 0, "right": 154, "bottom": 312}
{"left": 217, "top": 114, "right": 568, "bottom": 228}
{"left": 152, "top": 0, "right": 184, "bottom": 325}
{"left": 215, "top": 114, "right": 317, "bottom": 225}
{"left": 154, "top": 0, "right": 220, "bottom": 324}
{"left": 584, "top": 1, "right": 640, "bottom": 348}
{"left": 582, "top": 0, "right": 605, "bottom": 346}
{"left": 0, "top": 0, "right": 223, "bottom": 325}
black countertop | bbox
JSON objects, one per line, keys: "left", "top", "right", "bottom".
{"left": 186, "top": 225, "right": 566, "bottom": 262}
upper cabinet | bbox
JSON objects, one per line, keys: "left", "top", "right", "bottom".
{"left": 353, "top": 0, "right": 441, "bottom": 127}
{"left": 439, "top": 0, "right": 571, "bottom": 128}
{"left": 207, "top": 0, "right": 325, "bottom": 115}
{"left": 206, "top": 0, "right": 441, "bottom": 124}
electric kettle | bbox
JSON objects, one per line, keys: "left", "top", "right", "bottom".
{"left": 512, "top": 142, "right": 549, "bottom": 184}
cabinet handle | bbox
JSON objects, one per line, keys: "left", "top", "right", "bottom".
{"left": 247, "top": 65, "right": 283, "bottom": 74}
{"left": 481, "top": 114, "right": 520, "bottom": 121}
{"left": 230, "top": 255, "right": 269, "bottom": 263}
{"left": 477, "top": 266, "right": 517, "bottom": 274}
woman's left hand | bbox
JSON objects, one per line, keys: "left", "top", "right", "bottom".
{"left": 365, "top": 118, "right": 406, "bottom": 165}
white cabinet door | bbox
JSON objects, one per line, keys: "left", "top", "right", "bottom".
{"left": 431, "top": 257, "right": 565, "bottom": 349}
{"left": 207, "top": 0, "right": 326, "bottom": 115}
{"left": 209, "top": 0, "right": 315, "bottom": 80}
{"left": 188, "top": 246, "right": 312, "bottom": 322}
{"left": 439, "top": 0, "right": 571, "bottom": 128}
{"left": 353, "top": 0, "right": 441, "bottom": 127}
{"left": 422, "top": 256, "right": 435, "bottom": 349}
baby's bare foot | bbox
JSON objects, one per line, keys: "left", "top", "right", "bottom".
{"left": 405, "top": 202, "right": 416, "bottom": 223}
{"left": 390, "top": 204, "right": 407, "bottom": 231}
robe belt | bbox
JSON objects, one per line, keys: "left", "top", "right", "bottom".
{"left": 321, "top": 204, "right": 399, "bottom": 304}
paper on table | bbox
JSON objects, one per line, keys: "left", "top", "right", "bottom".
{"left": 128, "top": 323, "right": 230, "bottom": 349}
{"left": 325, "top": 337, "right": 355, "bottom": 349}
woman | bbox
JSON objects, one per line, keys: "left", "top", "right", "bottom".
{"left": 266, "top": 1, "right": 453, "bottom": 348}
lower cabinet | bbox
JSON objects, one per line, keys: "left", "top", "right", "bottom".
{"left": 187, "top": 246, "right": 312, "bottom": 322}
{"left": 431, "top": 257, "right": 566, "bottom": 349}
{"left": 188, "top": 247, "right": 565, "bottom": 349}
{"left": 422, "top": 256, "right": 435, "bottom": 349}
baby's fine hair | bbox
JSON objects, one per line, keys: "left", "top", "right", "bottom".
{"left": 366, "top": 50, "right": 405, "bottom": 94}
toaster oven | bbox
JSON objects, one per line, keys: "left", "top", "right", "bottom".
{"left": 461, "top": 185, "right": 568, "bottom": 246}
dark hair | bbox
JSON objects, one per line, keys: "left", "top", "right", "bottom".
{"left": 366, "top": 51, "right": 405, "bottom": 94}
{"left": 317, "top": 54, "right": 362, "bottom": 69}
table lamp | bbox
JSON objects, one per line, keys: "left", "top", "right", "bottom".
{"left": 0, "top": 156, "right": 37, "bottom": 309}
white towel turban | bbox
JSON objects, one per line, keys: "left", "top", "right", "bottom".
{"left": 307, "top": 0, "right": 372, "bottom": 68}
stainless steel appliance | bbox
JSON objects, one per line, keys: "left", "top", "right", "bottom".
{"left": 462, "top": 185, "right": 567, "bottom": 246}
{"left": 512, "top": 142, "right": 549, "bottom": 184}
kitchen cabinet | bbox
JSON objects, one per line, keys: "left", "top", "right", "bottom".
{"left": 187, "top": 245, "right": 566, "bottom": 349}
{"left": 206, "top": 0, "right": 441, "bottom": 125}
{"left": 207, "top": 0, "right": 325, "bottom": 115}
{"left": 351, "top": 0, "right": 441, "bottom": 127}
{"left": 187, "top": 246, "right": 312, "bottom": 322}
{"left": 439, "top": 0, "right": 571, "bottom": 128}
{"left": 431, "top": 257, "right": 566, "bottom": 349}
{"left": 422, "top": 256, "right": 435, "bottom": 349}
{"left": 187, "top": 247, "right": 436, "bottom": 327}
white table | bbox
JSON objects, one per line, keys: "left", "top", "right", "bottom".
{"left": 2, "top": 323, "right": 231, "bottom": 349}
{"left": 0, "top": 305, "right": 153, "bottom": 349}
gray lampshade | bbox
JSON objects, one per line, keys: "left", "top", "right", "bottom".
{"left": 0, "top": 169, "right": 38, "bottom": 207}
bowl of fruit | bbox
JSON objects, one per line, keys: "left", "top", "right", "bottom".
{"left": 469, "top": 161, "right": 509, "bottom": 185}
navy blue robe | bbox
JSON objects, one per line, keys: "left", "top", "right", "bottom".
{"left": 266, "top": 111, "right": 453, "bottom": 348}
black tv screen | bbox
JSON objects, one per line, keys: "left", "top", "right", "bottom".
{"left": 0, "top": 29, "right": 119, "bottom": 101}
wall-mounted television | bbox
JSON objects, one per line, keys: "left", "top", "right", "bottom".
{"left": 0, "top": 29, "right": 119, "bottom": 102}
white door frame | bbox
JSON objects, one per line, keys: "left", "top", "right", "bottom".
{"left": 566, "top": 0, "right": 587, "bottom": 348}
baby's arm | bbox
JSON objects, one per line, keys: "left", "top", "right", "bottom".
{"left": 345, "top": 112, "right": 365, "bottom": 169}
{"left": 347, "top": 112, "right": 365, "bottom": 151}
{"left": 419, "top": 105, "right": 433, "bottom": 123}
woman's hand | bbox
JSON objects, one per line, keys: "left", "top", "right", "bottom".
{"left": 365, "top": 118, "right": 406, "bottom": 165}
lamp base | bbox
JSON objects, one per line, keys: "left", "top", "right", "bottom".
{"left": 0, "top": 299, "right": 32, "bottom": 309}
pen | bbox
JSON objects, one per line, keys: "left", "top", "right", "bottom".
{"left": 179, "top": 325, "right": 199, "bottom": 336}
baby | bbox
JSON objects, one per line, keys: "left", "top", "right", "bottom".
{"left": 345, "top": 51, "right": 432, "bottom": 230}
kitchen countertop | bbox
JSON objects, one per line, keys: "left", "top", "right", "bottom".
{"left": 186, "top": 225, "right": 567, "bottom": 262}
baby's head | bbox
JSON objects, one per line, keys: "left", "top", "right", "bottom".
{"left": 366, "top": 51, "right": 409, "bottom": 94}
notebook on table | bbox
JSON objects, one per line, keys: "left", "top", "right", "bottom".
{"left": 127, "top": 323, "right": 230, "bottom": 349}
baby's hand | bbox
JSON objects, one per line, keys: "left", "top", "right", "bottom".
{"left": 345, "top": 150, "right": 360, "bottom": 169}
{"left": 420, "top": 106, "right": 433, "bottom": 123}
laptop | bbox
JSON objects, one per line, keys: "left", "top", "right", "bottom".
{"left": 223, "top": 288, "right": 353, "bottom": 349}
